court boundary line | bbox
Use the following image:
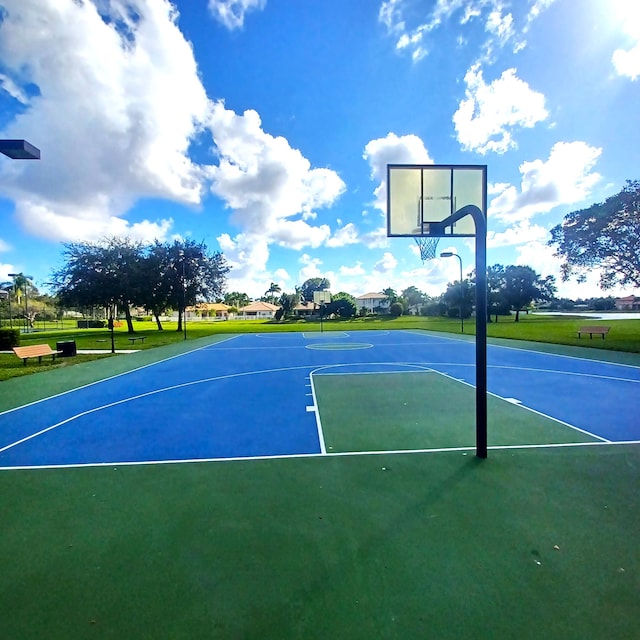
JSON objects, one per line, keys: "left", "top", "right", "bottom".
{"left": 310, "top": 364, "right": 610, "bottom": 443}
{"left": 0, "top": 335, "right": 240, "bottom": 418}
{"left": 404, "top": 329, "right": 640, "bottom": 371}
{"left": 0, "top": 363, "right": 323, "bottom": 456}
{"left": 308, "top": 373, "right": 326, "bottom": 454}
{"left": 2, "top": 440, "right": 638, "bottom": 471}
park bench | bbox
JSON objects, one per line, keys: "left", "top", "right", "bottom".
{"left": 13, "top": 344, "right": 60, "bottom": 365}
{"left": 577, "top": 326, "right": 610, "bottom": 339}
{"left": 128, "top": 336, "right": 147, "bottom": 345}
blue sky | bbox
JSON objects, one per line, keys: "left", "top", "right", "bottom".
{"left": 1, "top": 0, "right": 639, "bottom": 300}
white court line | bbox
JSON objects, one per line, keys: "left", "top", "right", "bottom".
{"left": 0, "top": 363, "right": 320, "bottom": 456}
{"left": 308, "top": 372, "right": 327, "bottom": 454}
{"left": 0, "top": 335, "right": 241, "bottom": 418}
{"left": 2, "top": 439, "right": 639, "bottom": 471}
{"left": 403, "top": 328, "right": 640, "bottom": 371}
{"left": 309, "top": 364, "right": 611, "bottom": 444}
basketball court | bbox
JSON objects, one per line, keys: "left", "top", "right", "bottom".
{"left": 1, "top": 330, "right": 638, "bottom": 468}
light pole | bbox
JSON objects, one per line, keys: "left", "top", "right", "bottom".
{"left": 440, "top": 252, "right": 464, "bottom": 333}
{"left": 0, "top": 139, "right": 40, "bottom": 160}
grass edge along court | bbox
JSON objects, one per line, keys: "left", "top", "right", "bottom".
{"left": 0, "top": 445, "right": 638, "bottom": 639}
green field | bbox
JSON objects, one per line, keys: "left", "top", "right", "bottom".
{"left": 1, "top": 446, "right": 638, "bottom": 639}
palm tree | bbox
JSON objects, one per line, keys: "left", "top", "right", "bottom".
{"left": 264, "top": 282, "right": 282, "bottom": 304}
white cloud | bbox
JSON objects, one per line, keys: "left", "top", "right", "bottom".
{"left": 379, "top": 0, "right": 556, "bottom": 63}
{"left": 453, "top": 64, "right": 548, "bottom": 154}
{"left": 611, "top": 1, "right": 640, "bottom": 79}
{"left": 374, "top": 251, "right": 398, "bottom": 274}
{"left": 207, "top": 102, "right": 345, "bottom": 250}
{"left": 208, "top": 0, "right": 266, "bottom": 30}
{"left": 363, "top": 132, "right": 433, "bottom": 212}
{"left": 340, "top": 262, "right": 366, "bottom": 277}
{"left": 0, "top": 239, "right": 11, "bottom": 253}
{"left": 487, "top": 220, "right": 548, "bottom": 248}
{"left": 613, "top": 43, "right": 640, "bottom": 80}
{"left": 0, "top": 0, "right": 209, "bottom": 242}
{"left": 326, "top": 223, "right": 359, "bottom": 248}
{"left": 489, "top": 141, "right": 602, "bottom": 222}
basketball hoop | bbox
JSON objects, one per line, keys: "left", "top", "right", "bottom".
{"left": 414, "top": 236, "right": 440, "bottom": 262}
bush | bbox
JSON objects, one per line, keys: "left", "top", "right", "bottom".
{"left": 389, "top": 302, "right": 403, "bottom": 317}
{"left": 0, "top": 328, "right": 20, "bottom": 349}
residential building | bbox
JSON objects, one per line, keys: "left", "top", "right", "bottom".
{"left": 356, "top": 292, "right": 389, "bottom": 314}
{"left": 238, "top": 301, "right": 280, "bottom": 319}
{"left": 615, "top": 295, "right": 640, "bottom": 311}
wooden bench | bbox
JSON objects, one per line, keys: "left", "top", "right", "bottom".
{"left": 577, "top": 326, "right": 610, "bottom": 339}
{"left": 128, "top": 336, "right": 147, "bottom": 345}
{"left": 13, "top": 344, "right": 60, "bottom": 365}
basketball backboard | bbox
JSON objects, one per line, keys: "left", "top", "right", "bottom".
{"left": 387, "top": 164, "right": 486, "bottom": 237}
{"left": 313, "top": 290, "right": 331, "bottom": 304}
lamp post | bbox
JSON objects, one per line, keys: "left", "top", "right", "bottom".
{"left": 440, "top": 252, "right": 464, "bottom": 333}
{"left": 0, "top": 139, "right": 40, "bottom": 160}
{"left": 178, "top": 251, "right": 187, "bottom": 341}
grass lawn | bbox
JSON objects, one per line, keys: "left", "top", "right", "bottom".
{"left": 1, "top": 446, "right": 638, "bottom": 639}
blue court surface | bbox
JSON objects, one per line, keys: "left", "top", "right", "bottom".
{"left": 1, "top": 330, "right": 638, "bottom": 468}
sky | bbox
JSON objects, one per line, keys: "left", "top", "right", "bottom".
{"left": 0, "top": 0, "right": 639, "bottom": 302}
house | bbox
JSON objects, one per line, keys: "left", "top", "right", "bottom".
{"left": 356, "top": 292, "right": 389, "bottom": 314}
{"left": 293, "top": 301, "right": 319, "bottom": 317}
{"left": 237, "top": 301, "right": 280, "bottom": 319}
{"left": 615, "top": 295, "right": 640, "bottom": 311}
{"left": 185, "top": 302, "right": 232, "bottom": 320}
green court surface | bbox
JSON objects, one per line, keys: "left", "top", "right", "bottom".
{"left": 1, "top": 446, "right": 638, "bottom": 639}
{"left": 315, "top": 371, "right": 598, "bottom": 453}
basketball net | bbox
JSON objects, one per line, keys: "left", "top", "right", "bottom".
{"left": 414, "top": 236, "right": 440, "bottom": 263}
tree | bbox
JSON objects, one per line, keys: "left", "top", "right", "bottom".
{"left": 389, "top": 302, "right": 403, "bottom": 317}
{"left": 51, "top": 237, "right": 229, "bottom": 333}
{"left": 486, "top": 265, "right": 508, "bottom": 322}
{"left": 442, "top": 279, "right": 474, "bottom": 319}
{"left": 299, "top": 277, "right": 330, "bottom": 302}
{"left": 166, "top": 239, "right": 230, "bottom": 333}
{"left": 263, "top": 282, "right": 282, "bottom": 304}
{"left": 382, "top": 287, "right": 398, "bottom": 305}
{"left": 224, "top": 291, "right": 250, "bottom": 308}
{"left": 51, "top": 237, "right": 146, "bottom": 333}
{"left": 278, "top": 292, "right": 300, "bottom": 319}
{"left": 549, "top": 180, "right": 640, "bottom": 289}
{"left": 401, "top": 286, "right": 426, "bottom": 311}
{"left": 502, "top": 265, "right": 556, "bottom": 322}
{"left": 326, "top": 292, "right": 357, "bottom": 318}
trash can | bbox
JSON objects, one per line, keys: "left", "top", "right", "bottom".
{"left": 56, "top": 340, "right": 77, "bottom": 357}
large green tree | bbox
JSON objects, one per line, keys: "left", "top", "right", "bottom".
{"left": 51, "top": 237, "right": 229, "bottom": 333}
{"left": 326, "top": 291, "right": 357, "bottom": 318}
{"left": 442, "top": 278, "right": 474, "bottom": 320}
{"left": 52, "top": 237, "right": 146, "bottom": 333}
{"left": 299, "top": 277, "right": 330, "bottom": 302}
{"left": 549, "top": 180, "right": 640, "bottom": 289}
{"left": 502, "top": 265, "right": 556, "bottom": 322}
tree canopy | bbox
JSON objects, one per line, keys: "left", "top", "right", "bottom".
{"left": 549, "top": 180, "right": 640, "bottom": 289}
{"left": 502, "top": 265, "right": 556, "bottom": 321}
{"left": 51, "top": 237, "right": 229, "bottom": 332}
{"left": 299, "top": 277, "right": 330, "bottom": 302}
